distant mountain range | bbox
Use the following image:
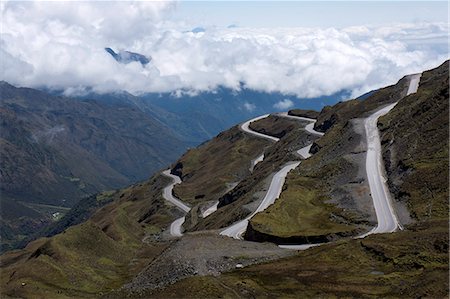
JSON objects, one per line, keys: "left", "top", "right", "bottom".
{"left": 0, "top": 82, "right": 185, "bottom": 251}
{"left": 76, "top": 87, "right": 350, "bottom": 143}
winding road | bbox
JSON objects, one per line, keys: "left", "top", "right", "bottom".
{"left": 161, "top": 170, "right": 190, "bottom": 213}
{"left": 220, "top": 73, "right": 421, "bottom": 245}
{"left": 277, "top": 112, "right": 325, "bottom": 137}
{"left": 220, "top": 114, "right": 322, "bottom": 239}
{"left": 220, "top": 161, "right": 302, "bottom": 239}
{"left": 240, "top": 114, "right": 280, "bottom": 142}
{"left": 161, "top": 73, "right": 421, "bottom": 245}
{"left": 359, "top": 73, "right": 421, "bottom": 238}
{"left": 161, "top": 170, "right": 190, "bottom": 236}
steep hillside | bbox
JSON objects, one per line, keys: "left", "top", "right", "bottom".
{"left": 0, "top": 173, "right": 178, "bottom": 298}
{"left": 143, "top": 62, "right": 449, "bottom": 298}
{"left": 171, "top": 126, "right": 270, "bottom": 206}
{"left": 188, "top": 116, "right": 317, "bottom": 232}
{"left": 379, "top": 61, "right": 449, "bottom": 221}
{"left": 246, "top": 75, "right": 412, "bottom": 243}
{"left": 0, "top": 82, "right": 186, "bottom": 251}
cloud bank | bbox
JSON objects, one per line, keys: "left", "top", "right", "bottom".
{"left": 1, "top": 1, "right": 448, "bottom": 98}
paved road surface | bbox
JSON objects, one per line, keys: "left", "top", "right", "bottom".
{"left": 407, "top": 73, "right": 421, "bottom": 95}
{"left": 221, "top": 113, "right": 322, "bottom": 239}
{"left": 240, "top": 114, "right": 280, "bottom": 142}
{"left": 278, "top": 112, "right": 324, "bottom": 136}
{"left": 249, "top": 153, "right": 264, "bottom": 172}
{"left": 359, "top": 103, "right": 401, "bottom": 237}
{"left": 202, "top": 201, "right": 219, "bottom": 218}
{"left": 162, "top": 170, "right": 191, "bottom": 236}
{"left": 296, "top": 144, "right": 312, "bottom": 159}
{"left": 359, "top": 73, "right": 421, "bottom": 238}
{"left": 220, "top": 161, "right": 301, "bottom": 239}
{"left": 162, "top": 170, "right": 190, "bottom": 213}
{"left": 170, "top": 216, "right": 186, "bottom": 237}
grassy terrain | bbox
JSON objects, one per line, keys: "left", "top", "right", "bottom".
{"left": 155, "top": 220, "right": 448, "bottom": 298}
{"left": 0, "top": 82, "right": 188, "bottom": 253}
{"left": 314, "top": 75, "right": 409, "bottom": 133}
{"left": 1, "top": 64, "right": 447, "bottom": 298}
{"left": 0, "top": 174, "right": 176, "bottom": 298}
{"left": 250, "top": 176, "right": 355, "bottom": 238}
{"left": 157, "top": 63, "right": 449, "bottom": 297}
{"left": 172, "top": 126, "right": 270, "bottom": 205}
{"left": 0, "top": 198, "right": 53, "bottom": 252}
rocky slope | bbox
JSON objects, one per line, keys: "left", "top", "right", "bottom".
{"left": 379, "top": 61, "right": 449, "bottom": 221}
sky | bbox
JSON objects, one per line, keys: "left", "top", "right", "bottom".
{"left": 173, "top": 1, "right": 448, "bottom": 28}
{"left": 1, "top": 1, "right": 448, "bottom": 98}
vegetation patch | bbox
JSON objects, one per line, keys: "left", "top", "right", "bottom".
{"left": 172, "top": 126, "right": 270, "bottom": 205}
{"left": 250, "top": 176, "right": 355, "bottom": 238}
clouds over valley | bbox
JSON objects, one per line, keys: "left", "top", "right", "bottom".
{"left": 1, "top": 0, "right": 448, "bottom": 99}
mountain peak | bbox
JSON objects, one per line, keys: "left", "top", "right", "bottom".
{"left": 105, "top": 47, "right": 151, "bottom": 66}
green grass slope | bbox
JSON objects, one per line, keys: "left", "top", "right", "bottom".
{"left": 171, "top": 126, "right": 270, "bottom": 206}
{"left": 0, "top": 174, "right": 176, "bottom": 298}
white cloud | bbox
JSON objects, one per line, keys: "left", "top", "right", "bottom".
{"left": 243, "top": 102, "right": 256, "bottom": 112}
{"left": 1, "top": 1, "right": 448, "bottom": 98}
{"left": 273, "top": 99, "right": 294, "bottom": 110}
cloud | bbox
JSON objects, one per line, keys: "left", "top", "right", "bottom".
{"left": 243, "top": 102, "right": 256, "bottom": 112}
{"left": 273, "top": 99, "right": 294, "bottom": 110}
{"left": 1, "top": 1, "right": 448, "bottom": 98}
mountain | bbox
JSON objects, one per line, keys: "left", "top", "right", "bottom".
{"left": 73, "top": 87, "right": 349, "bottom": 144}
{"left": 0, "top": 82, "right": 187, "bottom": 251}
{"left": 104, "top": 48, "right": 151, "bottom": 65}
{"left": 157, "top": 61, "right": 448, "bottom": 298}
{"left": 0, "top": 62, "right": 447, "bottom": 298}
